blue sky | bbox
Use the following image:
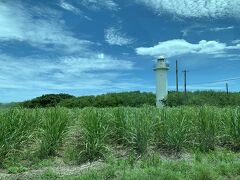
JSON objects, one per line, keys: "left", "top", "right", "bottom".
{"left": 0, "top": 0, "right": 240, "bottom": 102}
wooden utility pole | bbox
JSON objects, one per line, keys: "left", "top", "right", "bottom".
{"left": 183, "top": 69, "right": 188, "bottom": 96}
{"left": 176, "top": 60, "right": 179, "bottom": 93}
{"left": 226, "top": 83, "right": 229, "bottom": 94}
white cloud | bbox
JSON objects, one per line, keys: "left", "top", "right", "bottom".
{"left": 105, "top": 27, "right": 134, "bottom": 46}
{"left": 232, "top": 40, "right": 240, "bottom": 44}
{"left": 81, "top": 0, "right": 119, "bottom": 11}
{"left": 0, "top": 1, "right": 144, "bottom": 102}
{"left": 136, "top": 0, "right": 240, "bottom": 19}
{"left": 0, "top": 1, "right": 92, "bottom": 53}
{"left": 59, "top": 0, "right": 81, "bottom": 14}
{"left": 0, "top": 53, "right": 134, "bottom": 91}
{"left": 59, "top": 0, "right": 93, "bottom": 20}
{"left": 210, "top": 26, "right": 234, "bottom": 32}
{"left": 60, "top": 54, "right": 134, "bottom": 73}
{"left": 181, "top": 29, "right": 189, "bottom": 37}
{"left": 136, "top": 39, "right": 240, "bottom": 58}
{"left": 180, "top": 24, "right": 205, "bottom": 37}
{"left": 181, "top": 25, "right": 234, "bottom": 37}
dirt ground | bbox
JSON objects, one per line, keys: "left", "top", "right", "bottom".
{"left": 0, "top": 161, "right": 103, "bottom": 180}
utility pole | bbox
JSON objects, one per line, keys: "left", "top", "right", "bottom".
{"left": 226, "top": 83, "right": 229, "bottom": 94}
{"left": 176, "top": 60, "right": 179, "bottom": 93}
{"left": 183, "top": 69, "right": 188, "bottom": 96}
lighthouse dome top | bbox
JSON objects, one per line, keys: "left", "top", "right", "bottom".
{"left": 154, "top": 55, "right": 169, "bottom": 71}
{"left": 157, "top": 56, "right": 166, "bottom": 62}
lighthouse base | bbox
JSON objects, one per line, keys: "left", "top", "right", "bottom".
{"left": 156, "top": 98, "right": 164, "bottom": 108}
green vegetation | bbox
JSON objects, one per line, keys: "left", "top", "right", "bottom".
{"left": 19, "top": 91, "right": 240, "bottom": 109}
{"left": 0, "top": 109, "right": 37, "bottom": 167}
{"left": 38, "top": 108, "right": 69, "bottom": 158}
{"left": 0, "top": 106, "right": 240, "bottom": 179}
{"left": 20, "top": 91, "right": 155, "bottom": 108}
{"left": 165, "top": 91, "right": 240, "bottom": 107}
{"left": 0, "top": 102, "right": 20, "bottom": 109}
{"left": 64, "top": 151, "right": 240, "bottom": 180}
{"left": 3, "top": 151, "right": 240, "bottom": 179}
{"left": 22, "top": 94, "right": 74, "bottom": 108}
{"left": 0, "top": 107, "right": 239, "bottom": 163}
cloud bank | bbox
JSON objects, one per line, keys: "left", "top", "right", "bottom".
{"left": 0, "top": 54, "right": 134, "bottom": 91}
{"left": 0, "top": 1, "right": 142, "bottom": 102}
{"left": 0, "top": 1, "right": 91, "bottom": 53}
{"left": 136, "top": 0, "right": 240, "bottom": 19}
{"left": 136, "top": 39, "right": 240, "bottom": 58}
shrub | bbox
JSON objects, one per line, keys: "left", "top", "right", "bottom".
{"left": 22, "top": 94, "right": 74, "bottom": 108}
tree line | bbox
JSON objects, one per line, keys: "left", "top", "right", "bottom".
{"left": 21, "top": 91, "right": 155, "bottom": 108}
{"left": 20, "top": 91, "right": 240, "bottom": 108}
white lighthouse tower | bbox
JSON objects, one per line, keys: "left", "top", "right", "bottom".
{"left": 154, "top": 56, "right": 169, "bottom": 107}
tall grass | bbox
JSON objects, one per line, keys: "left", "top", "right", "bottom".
{"left": 111, "top": 107, "right": 154, "bottom": 153}
{"left": 154, "top": 108, "right": 192, "bottom": 151}
{"left": 228, "top": 108, "right": 240, "bottom": 150}
{"left": 74, "top": 108, "right": 110, "bottom": 163}
{"left": 38, "top": 108, "right": 69, "bottom": 158}
{"left": 129, "top": 107, "right": 156, "bottom": 154}
{"left": 196, "top": 107, "right": 218, "bottom": 151}
{"left": 0, "top": 106, "right": 240, "bottom": 165}
{"left": 111, "top": 107, "right": 129, "bottom": 145}
{"left": 0, "top": 108, "right": 38, "bottom": 166}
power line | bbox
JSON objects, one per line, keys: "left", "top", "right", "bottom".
{"left": 188, "top": 76, "right": 240, "bottom": 86}
{"left": 173, "top": 61, "right": 240, "bottom": 91}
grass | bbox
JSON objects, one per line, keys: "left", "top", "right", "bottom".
{"left": 3, "top": 150, "right": 238, "bottom": 179}
{"left": 75, "top": 108, "right": 110, "bottom": 163}
{"left": 154, "top": 108, "right": 192, "bottom": 151}
{"left": 38, "top": 108, "right": 69, "bottom": 158}
{"left": 229, "top": 108, "right": 240, "bottom": 150}
{"left": 0, "top": 106, "right": 240, "bottom": 178}
{"left": 0, "top": 108, "right": 38, "bottom": 167}
{"left": 59, "top": 150, "right": 240, "bottom": 180}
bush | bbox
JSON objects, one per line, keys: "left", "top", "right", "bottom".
{"left": 20, "top": 91, "right": 240, "bottom": 109}
{"left": 164, "top": 91, "right": 240, "bottom": 107}
{"left": 21, "top": 91, "right": 155, "bottom": 108}
{"left": 22, "top": 94, "right": 74, "bottom": 108}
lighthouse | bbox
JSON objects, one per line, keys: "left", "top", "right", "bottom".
{"left": 154, "top": 56, "right": 169, "bottom": 107}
